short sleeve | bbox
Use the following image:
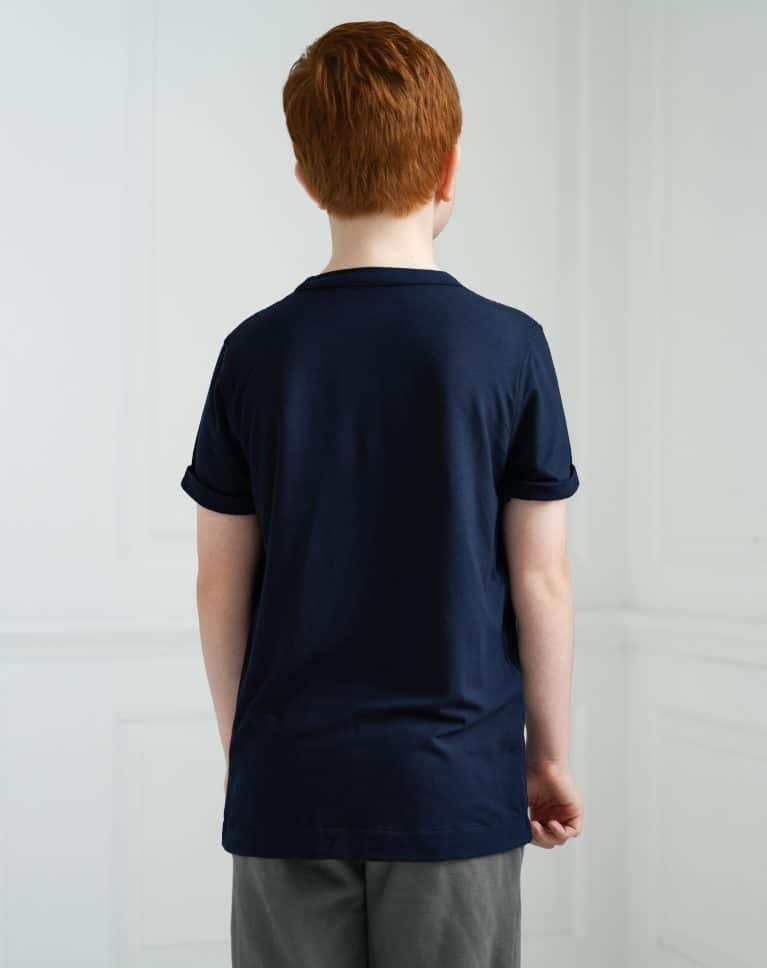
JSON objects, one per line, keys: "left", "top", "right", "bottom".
{"left": 499, "top": 322, "right": 580, "bottom": 502}
{"left": 180, "top": 339, "right": 256, "bottom": 514}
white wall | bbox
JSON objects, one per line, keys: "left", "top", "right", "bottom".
{"left": 624, "top": 2, "right": 767, "bottom": 966}
{"left": 0, "top": 1, "right": 764, "bottom": 966}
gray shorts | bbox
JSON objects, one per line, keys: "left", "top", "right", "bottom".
{"left": 231, "top": 846, "right": 524, "bottom": 968}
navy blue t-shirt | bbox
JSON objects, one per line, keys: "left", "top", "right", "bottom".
{"left": 181, "top": 265, "right": 579, "bottom": 861}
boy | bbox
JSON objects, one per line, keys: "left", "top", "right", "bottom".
{"left": 181, "top": 20, "right": 583, "bottom": 968}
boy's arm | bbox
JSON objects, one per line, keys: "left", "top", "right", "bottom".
{"left": 502, "top": 496, "right": 583, "bottom": 847}
{"left": 194, "top": 505, "right": 263, "bottom": 773}
{"left": 503, "top": 496, "right": 573, "bottom": 765}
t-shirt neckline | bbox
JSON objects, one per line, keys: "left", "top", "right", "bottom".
{"left": 294, "top": 265, "right": 463, "bottom": 292}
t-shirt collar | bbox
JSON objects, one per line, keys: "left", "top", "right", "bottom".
{"left": 294, "top": 265, "right": 463, "bottom": 292}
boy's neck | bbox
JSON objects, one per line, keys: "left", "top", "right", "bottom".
{"left": 321, "top": 207, "right": 439, "bottom": 273}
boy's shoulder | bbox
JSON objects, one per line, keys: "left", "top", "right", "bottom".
{"left": 457, "top": 283, "right": 544, "bottom": 337}
{"left": 221, "top": 280, "right": 543, "bottom": 354}
{"left": 222, "top": 292, "right": 295, "bottom": 347}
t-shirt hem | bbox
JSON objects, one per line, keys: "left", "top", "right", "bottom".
{"left": 500, "top": 465, "right": 580, "bottom": 502}
{"left": 180, "top": 465, "right": 255, "bottom": 515}
{"left": 221, "top": 815, "right": 533, "bottom": 862}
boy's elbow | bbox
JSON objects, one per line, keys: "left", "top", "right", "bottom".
{"left": 195, "top": 567, "right": 231, "bottom": 608}
{"left": 510, "top": 556, "right": 573, "bottom": 606}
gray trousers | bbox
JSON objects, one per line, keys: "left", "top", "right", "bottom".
{"left": 231, "top": 846, "right": 524, "bottom": 968}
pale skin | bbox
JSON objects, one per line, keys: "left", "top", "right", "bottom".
{"left": 193, "top": 140, "right": 584, "bottom": 849}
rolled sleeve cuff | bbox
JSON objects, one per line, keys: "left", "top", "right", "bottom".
{"left": 500, "top": 464, "right": 580, "bottom": 502}
{"left": 180, "top": 465, "right": 255, "bottom": 515}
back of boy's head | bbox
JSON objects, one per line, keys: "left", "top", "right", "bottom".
{"left": 282, "top": 21, "right": 462, "bottom": 219}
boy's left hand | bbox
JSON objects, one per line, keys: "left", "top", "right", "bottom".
{"left": 526, "top": 761, "right": 583, "bottom": 848}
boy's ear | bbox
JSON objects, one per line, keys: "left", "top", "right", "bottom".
{"left": 438, "top": 141, "right": 461, "bottom": 203}
{"left": 294, "top": 160, "right": 325, "bottom": 210}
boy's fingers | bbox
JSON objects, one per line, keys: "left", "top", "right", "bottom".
{"left": 544, "top": 820, "right": 568, "bottom": 844}
{"left": 547, "top": 819, "right": 573, "bottom": 842}
{"left": 530, "top": 818, "right": 576, "bottom": 848}
{"left": 530, "top": 819, "right": 559, "bottom": 848}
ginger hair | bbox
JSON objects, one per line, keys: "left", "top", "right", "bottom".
{"left": 282, "top": 21, "right": 462, "bottom": 217}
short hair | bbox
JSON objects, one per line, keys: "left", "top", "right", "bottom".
{"left": 282, "top": 21, "right": 462, "bottom": 218}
